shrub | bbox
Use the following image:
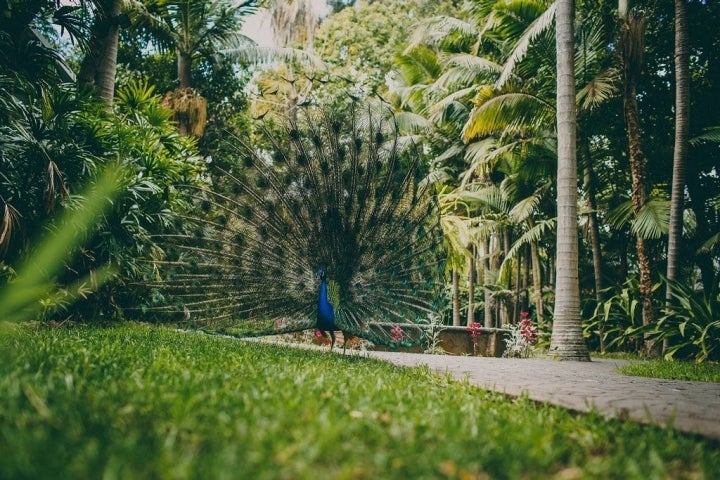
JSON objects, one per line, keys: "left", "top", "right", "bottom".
{"left": 649, "top": 276, "right": 720, "bottom": 362}
{"left": 583, "top": 277, "right": 648, "bottom": 353}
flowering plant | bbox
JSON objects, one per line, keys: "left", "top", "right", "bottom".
{"left": 519, "top": 311, "right": 537, "bottom": 344}
{"left": 503, "top": 311, "right": 537, "bottom": 358}
{"left": 466, "top": 322, "right": 483, "bottom": 355}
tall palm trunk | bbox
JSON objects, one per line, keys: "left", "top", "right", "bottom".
{"left": 620, "top": 9, "right": 657, "bottom": 355}
{"left": 78, "top": 0, "right": 123, "bottom": 107}
{"left": 530, "top": 235, "right": 544, "bottom": 326}
{"left": 452, "top": 268, "right": 461, "bottom": 326}
{"left": 466, "top": 244, "right": 476, "bottom": 326}
{"left": 482, "top": 238, "right": 494, "bottom": 328}
{"left": 665, "top": 0, "right": 689, "bottom": 351}
{"left": 549, "top": 0, "right": 590, "bottom": 361}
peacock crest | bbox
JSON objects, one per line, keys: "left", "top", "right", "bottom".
{"left": 142, "top": 98, "right": 446, "bottom": 347}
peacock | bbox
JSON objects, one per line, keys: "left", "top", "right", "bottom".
{"left": 316, "top": 268, "right": 343, "bottom": 350}
{"left": 141, "top": 98, "right": 446, "bottom": 349}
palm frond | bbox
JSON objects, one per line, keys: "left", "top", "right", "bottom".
{"left": 461, "top": 138, "right": 505, "bottom": 184}
{"left": 393, "top": 111, "right": 432, "bottom": 134}
{"left": 405, "top": 15, "right": 479, "bottom": 53}
{"left": 577, "top": 67, "right": 620, "bottom": 111}
{"left": 434, "top": 143, "right": 465, "bottom": 164}
{"left": 0, "top": 201, "right": 22, "bottom": 256}
{"left": 700, "top": 231, "right": 720, "bottom": 254}
{"left": 195, "top": 0, "right": 258, "bottom": 50}
{"left": 499, "top": 218, "right": 556, "bottom": 278}
{"left": 690, "top": 126, "right": 720, "bottom": 145}
{"left": 495, "top": 1, "right": 557, "bottom": 89}
{"left": 462, "top": 92, "right": 555, "bottom": 142}
{"left": 433, "top": 54, "right": 502, "bottom": 91}
{"left": 442, "top": 53, "right": 502, "bottom": 71}
{"left": 395, "top": 84, "right": 432, "bottom": 113}
{"left": 574, "top": 18, "right": 609, "bottom": 78}
{"left": 606, "top": 200, "right": 634, "bottom": 230}
{"left": 427, "top": 89, "right": 474, "bottom": 126}
{"left": 630, "top": 198, "right": 670, "bottom": 240}
{"left": 395, "top": 45, "right": 443, "bottom": 85}
{"left": 454, "top": 184, "right": 509, "bottom": 215}
{"left": 508, "top": 191, "right": 541, "bottom": 224}
{"left": 609, "top": 198, "right": 670, "bottom": 239}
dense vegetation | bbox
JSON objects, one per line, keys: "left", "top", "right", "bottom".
{"left": 1, "top": 0, "right": 719, "bottom": 359}
{"left": 1, "top": 323, "right": 719, "bottom": 479}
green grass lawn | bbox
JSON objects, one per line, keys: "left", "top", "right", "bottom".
{"left": 617, "top": 359, "right": 720, "bottom": 383}
{"left": 592, "top": 352, "right": 720, "bottom": 383}
{"left": 1, "top": 323, "right": 719, "bottom": 479}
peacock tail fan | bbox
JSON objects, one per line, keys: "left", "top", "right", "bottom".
{"left": 136, "top": 97, "right": 447, "bottom": 347}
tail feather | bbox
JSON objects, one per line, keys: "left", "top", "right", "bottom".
{"left": 135, "top": 98, "right": 446, "bottom": 346}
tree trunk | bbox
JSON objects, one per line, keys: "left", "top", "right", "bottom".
{"left": 620, "top": 10, "right": 658, "bottom": 356}
{"left": 78, "top": 0, "right": 122, "bottom": 107}
{"left": 466, "top": 244, "right": 476, "bottom": 326}
{"left": 482, "top": 238, "right": 493, "bottom": 328}
{"left": 178, "top": 51, "right": 193, "bottom": 89}
{"left": 452, "top": 268, "right": 461, "bottom": 326}
{"left": 665, "top": 0, "right": 689, "bottom": 352}
{"left": 549, "top": 0, "right": 590, "bottom": 361}
{"left": 530, "top": 236, "right": 544, "bottom": 327}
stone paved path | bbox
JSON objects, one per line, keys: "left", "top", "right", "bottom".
{"left": 359, "top": 351, "right": 720, "bottom": 441}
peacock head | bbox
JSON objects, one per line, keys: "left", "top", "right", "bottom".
{"left": 317, "top": 268, "right": 327, "bottom": 280}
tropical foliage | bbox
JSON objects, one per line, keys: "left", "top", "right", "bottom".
{"left": 0, "top": 2, "right": 208, "bottom": 320}
{"left": 382, "top": 0, "right": 720, "bottom": 361}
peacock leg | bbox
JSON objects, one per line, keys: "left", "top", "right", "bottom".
{"left": 329, "top": 331, "right": 336, "bottom": 350}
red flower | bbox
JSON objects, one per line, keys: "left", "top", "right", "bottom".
{"left": 466, "top": 322, "right": 482, "bottom": 339}
{"left": 519, "top": 318, "right": 537, "bottom": 343}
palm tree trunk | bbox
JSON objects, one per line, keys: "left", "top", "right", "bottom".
{"left": 549, "top": 0, "right": 590, "bottom": 361}
{"left": 452, "top": 268, "right": 461, "bottom": 326}
{"left": 620, "top": 10, "right": 658, "bottom": 356}
{"left": 665, "top": 0, "right": 689, "bottom": 352}
{"left": 482, "top": 238, "right": 493, "bottom": 328}
{"left": 78, "top": 0, "right": 122, "bottom": 107}
{"left": 466, "top": 244, "right": 476, "bottom": 326}
{"left": 530, "top": 236, "right": 544, "bottom": 326}
{"left": 178, "top": 51, "right": 193, "bottom": 89}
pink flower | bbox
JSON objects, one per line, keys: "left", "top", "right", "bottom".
{"left": 314, "top": 330, "right": 324, "bottom": 337}
{"left": 466, "top": 322, "right": 482, "bottom": 339}
{"left": 519, "top": 317, "right": 537, "bottom": 344}
{"left": 390, "top": 325, "right": 404, "bottom": 343}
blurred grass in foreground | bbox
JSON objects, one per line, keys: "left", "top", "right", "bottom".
{"left": 0, "top": 166, "right": 119, "bottom": 326}
{"left": 1, "top": 323, "right": 719, "bottom": 479}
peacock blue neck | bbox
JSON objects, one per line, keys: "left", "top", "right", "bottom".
{"left": 317, "top": 275, "right": 335, "bottom": 330}
{"left": 318, "top": 278, "right": 328, "bottom": 305}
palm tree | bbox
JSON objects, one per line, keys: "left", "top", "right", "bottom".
{"left": 665, "top": 0, "right": 689, "bottom": 345}
{"left": 133, "top": 0, "right": 257, "bottom": 136}
{"left": 618, "top": 3, "right": 657, "bottom": 355}
{"left": 549, "top": 0, "right": 589, "bottom": 360}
